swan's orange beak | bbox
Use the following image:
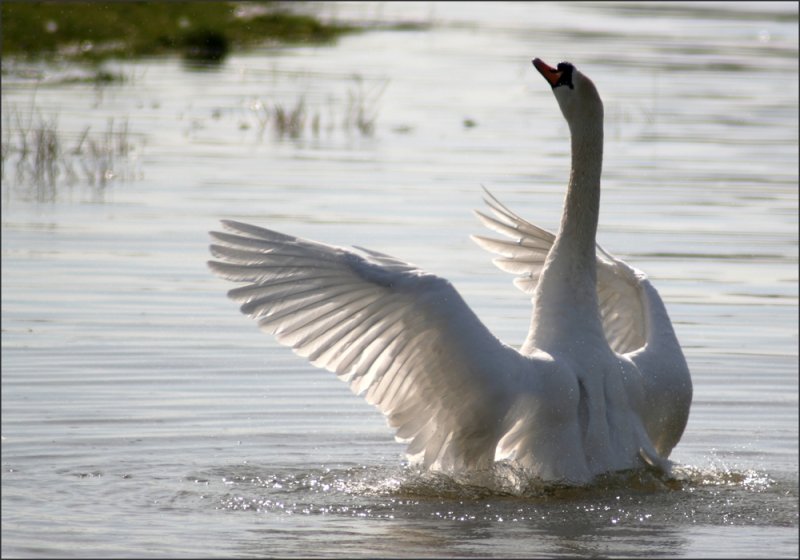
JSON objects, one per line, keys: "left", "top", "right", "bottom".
{"left": 532, "top": 58, "right": 561, "bottom": 88}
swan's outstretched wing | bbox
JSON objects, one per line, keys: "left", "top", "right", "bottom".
{"left": 208, "top": 220, "right": 523, "bottom": 470}
{"left": 471, "top": 188, "right": 647, "bottom": 354}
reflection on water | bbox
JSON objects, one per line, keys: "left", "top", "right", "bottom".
{"left": 2, "top": 1, "right": 797, "bottom": 558}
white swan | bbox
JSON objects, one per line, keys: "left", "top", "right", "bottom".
{"left": 208, "top": 58, "right": 692, "bottom": 484}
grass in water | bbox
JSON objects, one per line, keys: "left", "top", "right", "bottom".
{"left": 2, "top": 102, "right": 141, "bottom": 202}
{"left": 240, "top": 76, "right": 389, "bottom": 140}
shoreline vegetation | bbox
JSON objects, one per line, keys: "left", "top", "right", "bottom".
{"left": 1, "top": 1, "right": 416, "bottom": 64}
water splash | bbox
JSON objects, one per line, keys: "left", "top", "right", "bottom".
{"left": 192, "top": 459, "right": 793, "bottom": 525}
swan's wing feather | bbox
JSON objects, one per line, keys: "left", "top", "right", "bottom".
{"left": 595, "top": 257, "right": 647, "bottom": 353}
{"left": 473, "top": 188, "right": 647, "bottom": 354}
{"left": 209, "top": 220, "right": 519, "bottom": 470}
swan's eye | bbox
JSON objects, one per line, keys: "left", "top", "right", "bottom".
{"left": 555, "top": 62, "right": 574, "bottom": 90}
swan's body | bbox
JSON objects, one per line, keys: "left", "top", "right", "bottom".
{"left": 208, "top": 59, "right": 692, "bottom": 484}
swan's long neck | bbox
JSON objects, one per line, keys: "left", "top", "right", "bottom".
{"left": 524, "top": 114, "right": 605, "bottom": 353}
{"left": 559, "top": 122, "right": 603, "bottom": 270}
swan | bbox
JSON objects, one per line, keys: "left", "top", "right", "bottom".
{"left": 208, "top": 58, "right": 692, "bottom": 484}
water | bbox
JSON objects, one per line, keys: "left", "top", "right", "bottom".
{"left": 2, "top": 1, "right": 798, "bottom": 557}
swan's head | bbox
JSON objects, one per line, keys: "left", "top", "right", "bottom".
{"left": 532, "top": 58, "right": 603, "bottom": 129}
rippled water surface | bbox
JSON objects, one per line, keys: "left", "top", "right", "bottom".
{"left": 2, "top": 2, "right": 798, "bottom": 557}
